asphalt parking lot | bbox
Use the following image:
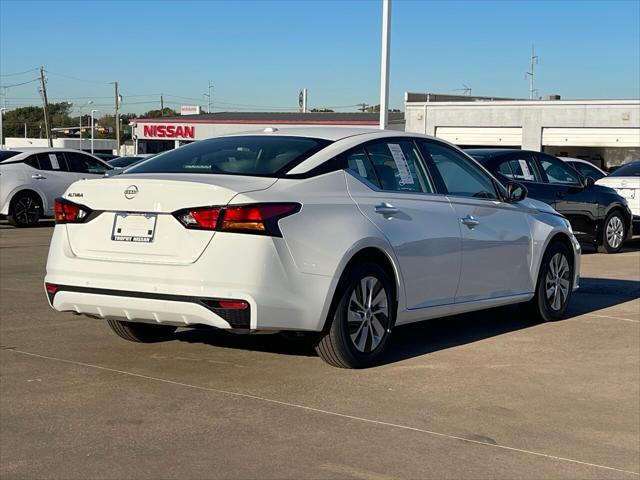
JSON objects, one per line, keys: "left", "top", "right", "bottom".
{"left": 1, "top": 221, "right": 638, "bottom": 479}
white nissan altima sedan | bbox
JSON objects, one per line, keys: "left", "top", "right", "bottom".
{"left": 45, "top": 128, "right": 580, "bottom": 368}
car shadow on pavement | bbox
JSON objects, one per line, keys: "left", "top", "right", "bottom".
{"left": 174, "top": 276, "right": 639, "bottom": 365}
{"left": 0, "top": 220, "right": 55, "bottom": 229}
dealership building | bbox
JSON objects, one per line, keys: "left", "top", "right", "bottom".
{"left": 404, "top": 93, "right": 640, "bottom": 168}
{"left": 131, "top": 112, "right": 405, "bottom": 154}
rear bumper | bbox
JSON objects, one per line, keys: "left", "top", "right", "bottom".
{"left": 45, "top": 225, "right": 336, "bottom": 332}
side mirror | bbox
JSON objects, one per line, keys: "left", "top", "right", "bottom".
{"left": 506, "top": 181, "right": 528, "bottom": 202}
{"left": 583, "top": 176, "right": 595, "bottom": 187}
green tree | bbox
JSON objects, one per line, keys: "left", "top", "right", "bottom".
{"left": 1, "top": 103, "right": 74, "bottom": 138}
{"left": 141, "top": 107, "right": 178, "bottom": 118}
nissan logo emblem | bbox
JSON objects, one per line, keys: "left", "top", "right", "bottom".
{"left": 124, "top": 185, "right": 139, "bottom": 199}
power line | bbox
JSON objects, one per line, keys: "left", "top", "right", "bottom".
{"left": 45, "top": 70, "right": 110, "bottom": 85}
{"left": 0, "top": 67, "right": 39, "bottom": 78}
{"left": 0, "top": 78, "right": 40, "bottom": 89}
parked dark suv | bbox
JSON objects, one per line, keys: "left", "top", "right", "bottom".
{"left": 466, "top": 149, "right": 632, "bottom": 253}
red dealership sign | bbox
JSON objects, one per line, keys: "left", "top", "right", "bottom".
{"left": 143, "top": 125, "right": 195, "bottom": 139}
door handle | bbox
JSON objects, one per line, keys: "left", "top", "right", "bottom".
{"left": 374, "top": 202, "right": 399, "bottom": 218}
{"left": 31, "top": 173, "right": 46, "bottom": 180}
{"left": 461, "top": 215, "right": 480, "bottom": 229}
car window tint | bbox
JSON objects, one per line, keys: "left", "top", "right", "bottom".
{"left": 572, "top": 162, "right": 603, "bottom": 179}
{"left": 23, "top": 155, "right": 40, "bottom": 169}
{"left": 65, "top": 152, "right": 109, "bottom": 174}
{"left": 364, "top": 141, "right": 433, "bottom": 193}
{"left": 35, "top": 152, "right": 67, "bottom": 171}
{"left": 128, "top": 136, "right": 331, "bottom": 176}
{"left": 345, "top": 148, "right": 381, "bottom": 187}
{"left": 506, "top": 156, "right": 541, "bottom": 182}
{"left": 497, "top": 160, "right": 514, "bottom": 177}
{"left": 538, "top": 155, "right": 581, "bottom": 185}
{"left": 609, "top": 162, "right": 640, "bottom": 177}
{"left": 0, "top": 151, "right": 20, "bottom": 162}
{"left": 420, "top": 142, "right": 498, "bottom": 199}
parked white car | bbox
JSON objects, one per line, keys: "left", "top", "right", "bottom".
{"left": 596, "top": 160, "right": 640, "bottom": 236}
{"left": 0, "top": 148, "right": 112, "bottom": 227}
{"left": 45, "top": 128, "right": 580, "bottom": 368}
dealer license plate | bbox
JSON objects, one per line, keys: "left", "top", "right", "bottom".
{"left": 111, "top": 213, "right": 157, "bottom": 243}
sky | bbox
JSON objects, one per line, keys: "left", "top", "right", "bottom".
{"left": 1, "top": 0, "right": 639, "bottom": 115}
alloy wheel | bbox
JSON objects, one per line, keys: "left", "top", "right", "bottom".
{"left": 347, "top": 276, "right": 389, "bottom": 353}
{"left": 545, "top": 252, "right": 570, "bottom": 311}
{"left": 606, "top": 216, "right": 624, "bottom": 249}
{"left": 14, "top": 196, "right": 39, "bottom": 226}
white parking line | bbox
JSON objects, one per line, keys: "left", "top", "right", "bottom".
{"left": 585, "top": 313, "right": 640, "bottom": 324}
{"left": 6, "top": 348, "right": 640, "bottom": 478}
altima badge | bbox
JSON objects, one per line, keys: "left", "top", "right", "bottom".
{"left": 124, "top": 185, "right": 139, "bottom": 199}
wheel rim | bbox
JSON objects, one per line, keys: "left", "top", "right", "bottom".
{"left": 606, "top": 216, "right": 624, "bottom": 249}
{"left": 14, "top": 196, "right": 39, "bottom": 225}
{"left": 545, "top": 253, "right": 571, "bottom": 311}
{"left": 347, "top": 276, "right": 389, "bottom": 353}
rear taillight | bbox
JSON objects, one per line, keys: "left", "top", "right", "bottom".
{"left": 173, "top": 203, "right": 300, "bottom": 236}
{"left": 54, "top": 197, "right": 92, "bottom": 224}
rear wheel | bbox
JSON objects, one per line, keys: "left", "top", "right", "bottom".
{"left": 598, "top": 211, "right": 626, "bottom": 253}
{"left": 7, "top": 191, "right": 42, "bottom": 227}
{"left": 106, "top": 319, "right": 177, "bottom": 343}
{"left": 315, "top": 262, "right": 395, "bottom": 368}
{"left": 525, "top": 241, "right": 574, "bottom": 322}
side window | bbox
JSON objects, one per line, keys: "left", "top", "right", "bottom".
{"left": 363, "top": 141, "right": 433, "bottom": 193}
{"left": 345, "top": 148, "right": 381, "bottom": 188}
{"left": 573, "top": 162, "right": 602, "bottom": 179}
{"left": 506, "top": 155, "right": 542, "bottom": 182}
{"left": 35, "top": 152, "right": 67, "bottom": 171}
{"left": 65, "top": 152, "right": 109, "bottom": 174}
{"left": 23, "top": 155, "right": 40, "bottom": 170}
{"left": 420, "top": 142, "right": 498, "bottom": 199}
{"left": 497, "top": 160, "right": 514, "bottom": 178}
{"left": 538, "top": 154, "right": 582, "bottom": 185}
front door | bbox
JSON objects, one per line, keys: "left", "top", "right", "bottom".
{"left": 25, "top": 152, "right": 77, "bottom": 215}
{"left": 344, "top": 141, "right": 462, "bottom": 312}
{"left": 418, "top": 141, "right": 534, "bottom": 302}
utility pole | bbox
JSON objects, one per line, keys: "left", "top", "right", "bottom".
{"left": 0, "top": 108, "right": 5, "bottom": 149}
{"left": 112, "top": 81, "right": 120, "bottom": 155}
{"left": 160, "top": 94, "right": 164, "bottom": 116}
{"left": 39, "top": 66, "right": 52, "bottom": 147}
{"left": 358, "top": 103, "right": 369, "bottom": 112}
{"left": 208, "top": 81, "right": 213, "bottom": 114}
{"left": 525, "top": 45, "right": 539, "bottom": 100}
{"left": 379, "top": 0, "right": 391, "bottom": 129}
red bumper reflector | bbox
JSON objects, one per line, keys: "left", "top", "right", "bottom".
{"left": 45, "top": 283, "right": 58, "bottom": 294}
{"left": 217, "top": 300, "right": 249, "bottom": 310}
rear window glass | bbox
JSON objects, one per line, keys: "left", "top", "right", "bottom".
{"left": 610, "top": 162, "right": 640, "bottom": 177}
{"left": 0, "top": 151, "right": 20, "bottom": 162}
{"left": 127, "top": 136, "right": 331, "bottom": 176}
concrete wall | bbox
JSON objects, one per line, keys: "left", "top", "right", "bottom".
{"left": 5, "top": 137, "right": 117, "bottom": 153}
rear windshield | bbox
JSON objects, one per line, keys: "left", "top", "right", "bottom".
{"left": 0, "top": 151, "right": 20, "bottom": 162}
{"left": 109, "top": 156, "right": 144, "bottom": 168}
{"left": 609, "top": 162, "right": 640, "bottom": 177}
{"left": 127, "top": 136, "right": 331, "bottom": 176}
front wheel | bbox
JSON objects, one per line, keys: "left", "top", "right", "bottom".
{"left": 598, "top": 211, "right": 626, "bottom": 254}
{"left": 525, "top": 241, "right": 574, "bottom": 322}
{"left": 106, "top": 319, "right": 177, "bottom": 343}
{"left": 315, "top": 262, "right": 395, "bottom": 368}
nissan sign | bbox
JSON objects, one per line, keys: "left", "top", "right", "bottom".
{"left": 180, "top": 105, "right": 201, "bottom": 115}
{"left": 143, "top": 125, "right": 195, "bottom": 139}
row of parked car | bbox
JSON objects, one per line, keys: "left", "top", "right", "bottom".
{"left": 0, "top": 144, "right": 638, "bottom": 253}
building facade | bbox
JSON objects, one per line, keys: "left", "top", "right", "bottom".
{"left": 132, "top": 112, "right": 405, "bottom": 154}
{"left": 404, "top": 93, "right": 640, "bottom": 168}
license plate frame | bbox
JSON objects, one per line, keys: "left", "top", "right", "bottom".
{"left": 111, "top": 213, "right": 158, "bottom": 243}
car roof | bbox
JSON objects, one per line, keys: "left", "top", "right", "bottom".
{"left": 464, "top": 148, "right": 525, "bottom": 158}
{"left": 221, "top": 126, "right": 386, "bottom": 141}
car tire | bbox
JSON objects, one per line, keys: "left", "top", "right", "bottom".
{"left": 315, "top": 262, "right": 395, "bottom": 368}
{"left": 598, "top": 211, "right": 626, "bottom": 254}
{"left": 524, "top": 241, "right": 574, "bottom": 322}
{"left": 106, "top": 319, "right": 177, "bottom": 343}
{"left": 7, "top": 191, "right": 42, "bottom": 228}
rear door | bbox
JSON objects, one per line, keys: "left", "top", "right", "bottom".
{"left": 344, "top": 140, "right": 462, "bottom": 312}
{"left": 25, "top": 152, "right": 75, "bottom": 214}
{"left": 419, "top": 141, "right": 534, "bottom": 302}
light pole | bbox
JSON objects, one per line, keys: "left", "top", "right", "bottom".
{"left": 79, "top": 100, "right": 94, "bottom": 152}
{"left": 379, "top": 0, "right": 391, "bottom": 130}
{"left": 0, "top": 108, "right": 5, "bottom": 149}
{"left": 91, "top": 109, "right": 99, "bottom": 154}
{"left": 203, "top": 93, "right": 210, "bottom": 113}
